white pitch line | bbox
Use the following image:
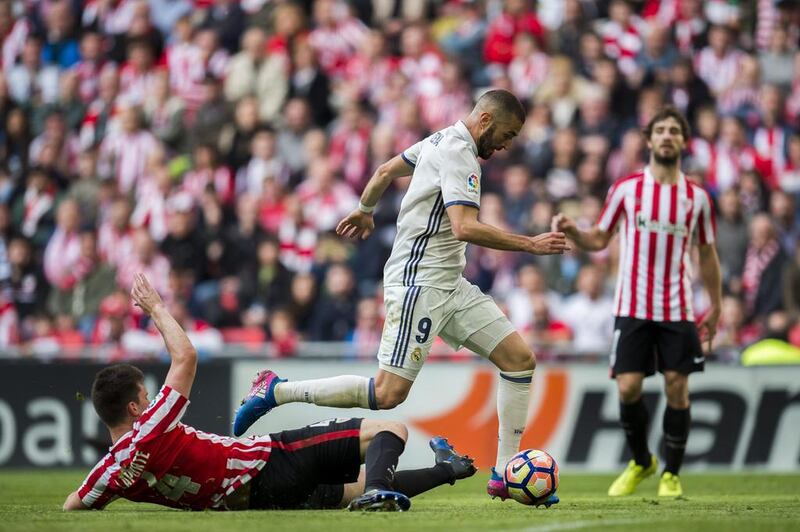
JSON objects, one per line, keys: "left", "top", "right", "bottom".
{"left": 521, "top": 517, "right": 644, "bottom": 531}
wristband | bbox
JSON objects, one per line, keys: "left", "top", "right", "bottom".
{"left": 358, "top": 202, "right": 375, "bottom": 214}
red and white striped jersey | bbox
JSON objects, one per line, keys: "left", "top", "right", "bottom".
{"left": 693, "top": 47, "right": 744, "bottom": 95}
{"left": 78, "top": 386, "right": 272, "bottom": 511}
{"left": 597, "top": 168, "right": 716, "bottom": 322}
{"left": 98, "top": 130, "right": 161, "bottom": 195}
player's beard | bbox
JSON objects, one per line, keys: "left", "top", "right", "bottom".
{"left": 653, "top": 147, "right": 680, "bottom": 167}
{"left": 477, "top": 125, "right": 496, "bottom": 159}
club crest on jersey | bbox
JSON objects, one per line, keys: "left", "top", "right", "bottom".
{"left": 411, "top": 347, "right": 423, "bottom": 362}
{"left": 467, "top": 173, "right": 480, "bottom": 195}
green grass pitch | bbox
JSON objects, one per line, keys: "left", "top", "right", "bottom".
{"left": 1, "top": 470, "right": 799, "bottom": 532}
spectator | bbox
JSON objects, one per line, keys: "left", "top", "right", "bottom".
{"left": 633, "top": 22, "right": 678, "bottom": 86}
{"left": 783, "top": 241, "right": 800, "bottom": 321}
{"left": 160, "top": 192, "right": 206, "bottom": 282}
{"left": 694, "top": 24, "right": 744, "bottom": 97}
{"left": 190, "top": 75, "right": 229, "bottom": 149}
{"left": 237, "top": 126, "right": 289, "bottom": 194}
{"left": 664, "top": 57, "right": 713, "bottom": 127}
{"left": 276, "top": 98, "right": 314, "bottom": 181}
{"left": 309, "top": 263, "right": 356, "bottom": 341}
{"left": 288, "top": 37, "right": 333, "bottom": 128}
{"left": 198, "top": 0, "right": 245, "bottom": 54}
{"left": 11, "top": 166, "right": 55, "bottom": 247}
{"left": 43, "top": 198, "right": 83, "bottom": 292}
{"left": 116, "top": 227, "right": 171, "bottom": 296}
{"left": 219, "top": 96, "right": 261, "bottom": 171}
{"left": 596, "top": 0, "right": 643, "bottom": 78}
{"left": 715, "top": 188, "right": 749, "bottom": 288}
{"left": 239, "top": 235, "right": 293, "bottom": 313}
{"left": 559, "top": 264, "right": 614, "bottom": 355}
{"left": 143, "top": 70, "right": 186, "bottom": 153}
{"left": 98, "top": 103, "right": 161, "bottom": 194}
{"left": 7, "top": 235, "right": 47, "bottom": 332}
{"left": 98, "top": 196, "right": 135, "bottom": 269}
{"left": 296, "top": 157, "right": 358, "bottom": 232}
{"left": 41, "top": 0, "right": 79, "bottom": 69}
{"left": 269, "top": 308, "right": 298, "bottom": 357}
{"left": 307, "top": 0, "right": 367, "bottom": 80}
{"left": 47, "top": 228, "right": 116, "bottom": 337}
{"left": 483, "top": 0, "right": 545, "bottom": 68}
{"left": 770, "top": 190, "right": 799, "bottom": 255}
{"left": 182, "top": 143, "right": 234, "bottom": 205}
{"left": 348, "top": 297, "right": 382, "bottom": 359}
{"left": 742, "top": 214, "right": 786, "bottom": 321}
{"left": 287, "top": 271, "right": 317, "bottom": 336}
{"left": 224, "top": 27, "right": 288, "bottom": 123}
{"left": 505, "top": 263, "right": 563, "bottom": 333}
{"left": 501, "top": 165, "right": 535, "bottom": 232}
{"left": 6, "top": 35, "right": 60, "bottom": 105}
{"left": 758, "top": 25, "right": 795, "bottom": 89}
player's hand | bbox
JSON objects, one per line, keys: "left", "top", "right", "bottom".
{"left": 528, "top": 232, "right": 570, "bottom": 255}
{"left": 130, "top": 273, "right": 165, "bottom": 316}
{"left": 336, "top": 209, "right": 375, "bottom": 240}
{"left": 698, "top": 305, "right": 721, "bottom": 353}
{"left": 551, "top": 213, "right": 577, "bottom": 236}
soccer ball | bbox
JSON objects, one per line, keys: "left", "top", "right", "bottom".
{"left": 503, "top": 449, "right": 559, "bottom": 505}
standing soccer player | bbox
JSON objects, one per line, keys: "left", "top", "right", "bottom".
{"left": 234, "top": 89, "right": 568, "bottom": 504}
{"left": 551, "top": 107, "right": 722, "bottom": 497}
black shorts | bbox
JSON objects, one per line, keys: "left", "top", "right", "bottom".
{"left": 248, "top": 418, "right": 363, "bottom": 510}
{"left": 610, "top": 317, "right": 704, "bottom": 378}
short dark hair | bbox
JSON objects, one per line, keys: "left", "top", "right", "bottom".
{"left": 476, "top": 89, "right": 527, "bottom": 124}
{"left": 91, "top": 364, "right": 145, "bottom": 427}
{"left": 643, "top": 106, "right": 691, "bottom": 141}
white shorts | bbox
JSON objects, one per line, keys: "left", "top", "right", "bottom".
{"left": 378, "top": 277, "right": 516, "bottom": 381}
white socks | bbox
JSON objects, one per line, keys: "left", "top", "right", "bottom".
{"left": 273, "top": 375, "right": 376, "bottom": 409}
{"left": 495, "top": 369, "right": 533, "bottom": 472}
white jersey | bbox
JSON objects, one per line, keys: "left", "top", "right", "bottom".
{"left": 383, "top": 121, "right": 482, "bottom": 289}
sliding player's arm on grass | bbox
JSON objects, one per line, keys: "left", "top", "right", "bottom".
{"left": 336, "top": 154, "right": 415, "bottom": 240}
{"left": 446, "top": 204, "right": 569, "bottom": 255}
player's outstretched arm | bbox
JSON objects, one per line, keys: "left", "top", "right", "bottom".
{"left": 131, "top": 273, "right": 197, "bottom": 398}
{"left": 63, "top": 490, "right": 88, "bottom": 511}
{"left": 447, "top": 204, "right": 569, "bottom": 254}
{"left": 551, "top": 213, "right": 612, "bottom": 251}
{"left": 697, "top": 243, "right": 722, "bottom": 351}
{"left": 337, "top": 154, "right": 413, "bottom": 240}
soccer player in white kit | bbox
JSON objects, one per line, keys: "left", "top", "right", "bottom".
{"left": 234, "top": 90, "right": 569, "bottom": 503}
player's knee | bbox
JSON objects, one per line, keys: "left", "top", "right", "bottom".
{"left": 361, "top": 419, "right": 408, "bottom": 442}
{"left": 501, "top": 349, "right": 535, "bottom": 372}
{"left": 664, "top": 375, "right": 689, "bottom": 408}
{"left": 383, "top": 420, "right": 408, "bottom": 442}
{"left": 617, "top": 379, "right": 643, "bottom": 403}
{"left": 374, "top": 385, "right": 408, "bottom": 410}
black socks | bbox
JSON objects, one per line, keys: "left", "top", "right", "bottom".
{"left": 663, "top": 406, "right": 690, "bottom": 474}
{"left": 391, "top": 464, "right": 454, "bottom": 498}
{"left": 364, "top": 431, "right": 405, "bottom": 492}
{"left": 620, "top": 398, "right": 652, "bottom": 467}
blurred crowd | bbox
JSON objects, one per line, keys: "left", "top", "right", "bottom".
{"left": 1, "top": 0, "right": 800, "bottom": 360}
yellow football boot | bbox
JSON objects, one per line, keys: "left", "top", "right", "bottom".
{"left": 658, "top": 472, "right": 683, "bottom": 497}
{"left": 608, "top": 455, "right": 658, "bottom": 496}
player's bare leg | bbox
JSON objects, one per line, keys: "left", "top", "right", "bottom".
{"left": 659, "top": 371, "right": 690, "bottom": 497}
{"left": 609, "top": 372, "right": 657, "bottom": 496}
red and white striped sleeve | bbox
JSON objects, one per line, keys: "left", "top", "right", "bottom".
{"left": 77, "top": 453, "right": 121, "bottom": 509}
{"left": 695, "top": 186, "right": 717, "bottom": 245}
{"left": 596, "top": 179, "right": 629, "bottom": 233}
{"left": 130, "top": 386, "right": 189, "bottom": 445}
